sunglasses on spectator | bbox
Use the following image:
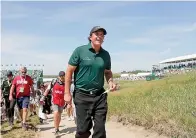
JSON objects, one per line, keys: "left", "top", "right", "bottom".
{"left": 22, "top": 71, "right": 27, "bottom": 74}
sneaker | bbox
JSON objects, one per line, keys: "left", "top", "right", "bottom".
{"left": 9, "top": 121, "right": 14, "bottom": 129}
{"left": 70, "top": 116, "right": 74, "bottom": 121}
{"left": 9, "top": 124, "right": 13, "bottom": 130}
{"left": 54, "top": 129, "right": 60, "bottom": 135}
{"left": 67, "top": 117, "right": 71, "bottom": 121}
{"left": 39, "top": 118, "right": 43, "bottom": 124}
{"left": 22, "top": 123, "right": 27, "bottom": 131}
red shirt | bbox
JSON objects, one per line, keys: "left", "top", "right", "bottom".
{"left": 52, "top": 82, "right": 65, "bottom": 107}
{"left": 13, "top": 75, "right": 33, "bottom": 98}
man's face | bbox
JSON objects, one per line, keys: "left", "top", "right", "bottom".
{"left": 7, "top": 75, "right": 13, "bottom": 81}
{"left": 20, "top": 69, "right": 27, "bottom": 77}
{"left": 59, "top": 76, "right": 65, "bottom": 82}
{"left": 90, "top": 30, "right": 105, "bottom": 46}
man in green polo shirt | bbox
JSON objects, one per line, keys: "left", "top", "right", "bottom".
{"left": 64, "top": 26, "right": 116, "bottom": 138}
{"left": 1, "top": 71, "right": 16, "bottom": 128}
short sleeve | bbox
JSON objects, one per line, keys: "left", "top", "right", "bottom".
{"left": 12, "top": 77, "right": 17, "bottom": 86}
{"left": 105, "top": 52, "right": 111, "bottom": 70}
{"left": 1, "top": 81, "right": 5, "bottom": 90}
{"left": 68, "top": 47, "right": 80, "bottom": 66}
{"left": 28, "top": 77, "right": 33, "bottom": 86}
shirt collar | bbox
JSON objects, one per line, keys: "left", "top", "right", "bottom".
{"left": 87, "top": 42, "right": 103, "bottom": 53}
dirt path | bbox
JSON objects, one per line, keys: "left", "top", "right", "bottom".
{"left": 37, "top": 114, "right": 168, "bottom": 138}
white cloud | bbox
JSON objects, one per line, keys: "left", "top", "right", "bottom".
{"left": 149, "top": 22, "right": 196, "bottom": 35}
{"left": 125, "top": 37, "right": 153, "bottom": 45}
{"left": 1, "top": 33, "right": 72, "bottom": 75}
{"left": 2, "top": 2, "right": 29, "bottom": 20}
{"left": 43, "top": 2, "right": 130, "bottom": 24}
{"left": 159, "top": 48, "right": 171, "bottom": 55}
{"left": 2, "top": 2, "right": 195, "bottom": 74}
{"left": 125, "top": 22, "right": 196, "bottom": 47}
{"left": 110, "top": 51, "right": 164, "bottom": 72}
{"left": 1, "top": 33, "right": 40, "bottom": 52}
{"left": 2, "top": 2, "right": 45, "bottom": 20}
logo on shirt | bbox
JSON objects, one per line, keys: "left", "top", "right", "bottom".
{"left": 82, "top": 57, "right": 91, "bottom": 61}
{"left": 54, "top": 90, "right": 63, "bottom": 94}
{"left": 17, "top": 80, "right": 28, "bottom": 85}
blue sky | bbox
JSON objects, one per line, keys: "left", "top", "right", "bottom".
{"left": 1, "top": 1, "right": 196, "bottom": 75}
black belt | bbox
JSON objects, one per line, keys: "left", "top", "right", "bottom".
{"left": 74, "top": 88, "right": 105, "bottom": 96}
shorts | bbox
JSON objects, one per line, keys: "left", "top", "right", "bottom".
{"left": 16, "top": 96, "right": 30, "bottom": 110}
{"left": 52, "top": 104, "right": 64, "bottom": 113}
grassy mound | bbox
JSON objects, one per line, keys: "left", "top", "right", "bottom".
{"left": 107, "top": 72, "right": 196, "bottom": 138}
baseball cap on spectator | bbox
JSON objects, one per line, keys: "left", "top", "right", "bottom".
{"left": 90, "top": 26, "right": 107, "bottom": 35}
{"left": 7, "top": 71, "right": 13, "bottom": 77}
{"left": 59, "top": 71, "right": 65, "bottom": 77}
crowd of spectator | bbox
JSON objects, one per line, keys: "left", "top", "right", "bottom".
{"left": 116, "top": 62, "right": 196, "bottom": 81}
{"left": 115, "top": 75, "right": 148, "bottom": 81}
{"left": 152, "top": 62, "right": 196, "bottom": 76}
{"left": 1, "top": 69, "right": 43, "bottom": 86}
{"left": 162, "top": 62, "right": 196, "bottom": 70}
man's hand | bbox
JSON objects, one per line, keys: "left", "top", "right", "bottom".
{"left": 9, "top": 95, "right": 13, "bottom": 101}
{"left": 109, "top": 81, "right": 117, "bottom": 91}
{"left": 39, "top": 95, "right": 45, "bottom": 105}
{"left": 64, "top": 93, "right": 72, "bottom": 104}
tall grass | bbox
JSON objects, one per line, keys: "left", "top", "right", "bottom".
{"left": 107, "top": 72, "right": 196, "bottom": 138}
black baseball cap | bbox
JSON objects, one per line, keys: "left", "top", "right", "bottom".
{"left": 59, "top": 71, "right": 65, "bottom": 77}
{"left": 7, "top": 71, "right": 13, "bottom": 76}
{"left": 90, "top": 26, "right": 107, "bottom": 35}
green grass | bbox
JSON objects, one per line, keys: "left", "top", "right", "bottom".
{"left": 1, "top": 115, "right": 40, "bottom": 138}
{"left": 107, "top": 72, "right": 196, "bottom": 138}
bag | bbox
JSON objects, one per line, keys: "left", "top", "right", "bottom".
{"left": 38, "top": 105, "right": 47, "bottom": 120}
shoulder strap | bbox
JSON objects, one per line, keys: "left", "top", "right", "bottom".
{"left": 49, "top": 79, "right": 57, "bottom": 92}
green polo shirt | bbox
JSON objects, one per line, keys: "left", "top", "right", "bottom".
{"left": 1, "top": 79, "right": 12, "bottom": 97}
{"left": 68, "top": 43, "right": 111, "bottom": 92}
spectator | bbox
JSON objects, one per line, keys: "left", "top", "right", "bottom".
{"left": 40, "top": 71, "right": 66, "bottom": 136}
{"left": 9, "top": 67, "right": 34, "bottom": 130}
{"left": 1, "top": 71, "right": 16, "bottom": 128}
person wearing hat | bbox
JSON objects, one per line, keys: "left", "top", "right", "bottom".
{"left": 1, "top": 71, "right": 16, "bottom": 128}
{"left": 64, "top": 26, "right": 116, "bottom": 138}
{"left": 40, "top": 71, "right": 66, "bottom": 135}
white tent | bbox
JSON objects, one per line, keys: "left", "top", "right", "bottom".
{"left": 159, "top": 54, "right": 196, "bottom": 64}
{"left": 120, "top": 74, "right": 129, "bottom": 77}
{"left": 136, "top": 72, "right": 151, "bottom": 76}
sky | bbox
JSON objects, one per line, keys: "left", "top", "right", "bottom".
{"left": 1, "top": 1, "right": 196, "bottom": 75}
